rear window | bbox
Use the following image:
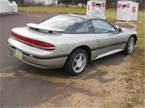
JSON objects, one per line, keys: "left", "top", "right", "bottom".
{"left": 39, "top": 15, "right": 83, "bottom": 31}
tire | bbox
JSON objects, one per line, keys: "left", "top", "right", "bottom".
{"left": 65, "top": 49, "right": 88, "bottom": 76}
{"left": 123, "top": 37, "right": 135, "bottom": 55}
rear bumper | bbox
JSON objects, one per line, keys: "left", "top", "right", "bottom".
{"left": 7, "top": 38, "right": 67, "bottom": 69}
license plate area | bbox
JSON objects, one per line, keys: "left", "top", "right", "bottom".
{"left": 15, "top": 50, "right": 23, "bottom": 60}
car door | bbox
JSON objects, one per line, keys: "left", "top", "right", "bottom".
{"left": 64, "top": 20, "right": 96, "bottom": 55}
{"left": 91, "top": 19, "right": 125, "bottom": 58}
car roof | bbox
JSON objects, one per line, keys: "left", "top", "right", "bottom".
{"left": 60, "top": 14, "right": 94, "bottom": 22}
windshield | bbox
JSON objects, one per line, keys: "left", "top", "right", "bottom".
{"left": 39, "top": 15, "right": 83, "bottom": 31}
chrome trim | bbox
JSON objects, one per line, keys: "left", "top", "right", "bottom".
{"left": 95, "top": 49, "right": 124, "bottom": 60}
{"left": 91, "top": 42, "right": 126, "bottom": 51}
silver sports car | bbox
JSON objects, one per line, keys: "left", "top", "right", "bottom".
{"left": 8, "top": 14, "right": 137, "bottom": 75}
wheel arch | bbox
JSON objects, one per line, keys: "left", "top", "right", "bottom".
{"left": 69, "top": 45, "right": 92, "bottom": 62}
{"left": 130, "top": 34, "right": 137, "bottom": 45}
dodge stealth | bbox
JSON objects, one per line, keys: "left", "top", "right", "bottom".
{"left": 8, "top": 14, "right": 137, "bottom": 75}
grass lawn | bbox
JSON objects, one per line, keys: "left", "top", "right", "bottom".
{"left": 19, "top": 6, "right": 86, "bottom": 14}
{"left": 19, "top": 6, "right": 145, "bottom": 108}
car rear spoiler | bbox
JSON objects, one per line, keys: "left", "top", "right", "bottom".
{"left": 26, "top": 23, "right": 64, "bottom": 33}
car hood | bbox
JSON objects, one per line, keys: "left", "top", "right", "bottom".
{"left": 120, "top": 27, "right": 137, "bottom": 34}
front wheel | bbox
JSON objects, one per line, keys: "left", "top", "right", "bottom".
{"left": 65, "top": 49, "right": 88, "bottom": 76}
{"left": 123, "top": 37, "right": 135, "bottom": 55}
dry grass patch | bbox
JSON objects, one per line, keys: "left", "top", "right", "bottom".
{"left": 17, "top": 7, "right": 145, "bottom": 108}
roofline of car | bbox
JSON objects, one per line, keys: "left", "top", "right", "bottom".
{"left": 64, "top": 18, "right": 118, "bottom": 34}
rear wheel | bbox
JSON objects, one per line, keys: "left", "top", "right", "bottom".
{"left": 123, "top": 37, "right": 135, "bottom": 55}
{"left": 65, "top": 49, "right": 88, "bottom": 75}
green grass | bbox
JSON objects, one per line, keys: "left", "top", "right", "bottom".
{"left": 19, "top": 6, "right": 86, "bottom": 14}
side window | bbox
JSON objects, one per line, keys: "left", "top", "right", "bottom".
{"left": 71, "top": 21, "right": 94, "bottom": 33}
{"left": 91, "top": 20, "right": 116, "bottom": 33}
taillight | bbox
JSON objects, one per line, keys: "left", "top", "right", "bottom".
{"left": 11, "top": 31, "right": 55, "bottom": 50}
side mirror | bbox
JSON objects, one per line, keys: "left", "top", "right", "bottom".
{"left": 116, "top": 28, "right": 122, "bottom": 33}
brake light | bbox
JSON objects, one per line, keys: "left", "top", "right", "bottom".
{"left": 11, "top": 31, "right": 55, "bottom": 49}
